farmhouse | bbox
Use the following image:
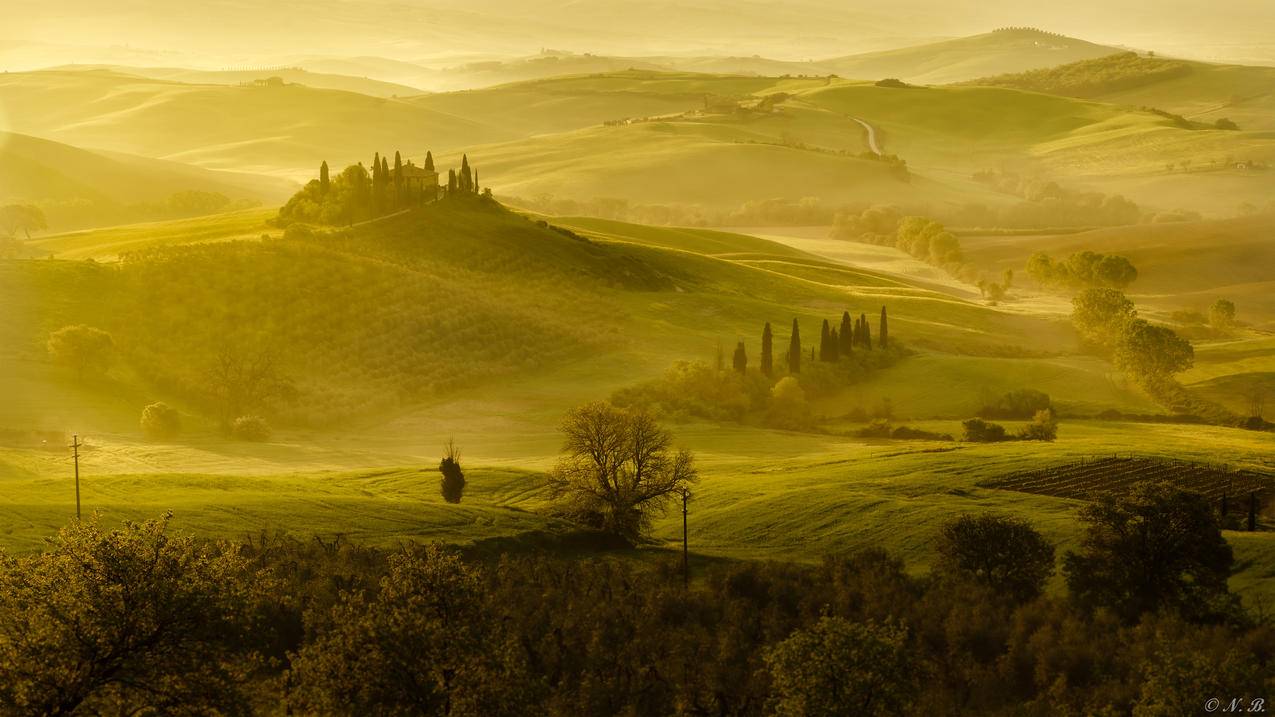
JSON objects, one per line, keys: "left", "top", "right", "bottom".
{"left": 399, "top": 161, "right": 439, "bottom": 200}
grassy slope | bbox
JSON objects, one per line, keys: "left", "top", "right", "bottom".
{"left": 969, "top": 53, "right": 1275, "bottom": 132}
{"left": 50, "top": 65, "right": 427, "bottom": 98}
{"left": 824, "top": 28, "right": 1120, "bottom": 85}
{"left": 0, "top": 70, "right": 499, "bottom": 177}
{"left": 0, "top": 131, "right": 294, "bottom": 207}
{"left": 2, "top": 204, "right": 1271, "bottom": 602}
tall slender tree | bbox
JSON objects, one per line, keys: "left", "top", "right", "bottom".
{"left": 473, "top": 168, "right": 479, "bottom": 194}
{"left": 761, "top": 322, "right": 773, "bottom": 377}
{"left": 447, "top": 169, "right": 457, "bottom": 194}
{"left": 819, "top": 319, "right": 832, "bottom": 362}
{"left": 460, "top": 154, "right": 473, "bottom": 193}
{"left": 424, "top": 151, "right": 435, "bottom": 171}
{"left": 839, "top": 311, "right": 853, "bottom": 356}
{"left": 732, "top": 341, "right": 747, "bottom": 374}
{"left": 788, "top": 319, "right": 801, "bottom": 374}
{"left": 879, "top": 306, "right": 889, "bottom": 349}
{"left": 862, "top": 313, "right": 873, "bottom": 350}
{"left": 829, "top": 328, "right": 840, "bottom": 361}
{"left": 319, "top": 161, "right": 330, "bottom": 194}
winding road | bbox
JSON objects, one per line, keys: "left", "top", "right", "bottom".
{"left": 852, "top": 117, "right": 882, "bottom": 156}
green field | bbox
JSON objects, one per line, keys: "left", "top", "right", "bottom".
{"left": 3, "top": 200, "right": 1272, "bottom": 606}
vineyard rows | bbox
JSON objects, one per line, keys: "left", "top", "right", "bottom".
{"left": 980, "top": 455, "right": 1274, "bottom": 504}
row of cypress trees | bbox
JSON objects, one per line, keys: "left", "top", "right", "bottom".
{"left": 731, "top": 306, "right": 891, "bottom": 376}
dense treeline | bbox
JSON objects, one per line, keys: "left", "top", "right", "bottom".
{"left": 968, "top": 52, "right": 1193, "bottom": 98}
{"left": 3, "top": 490, "right": 1271, "bottom": 715}
{"left": 1027, "top": 250, "right": 1139, "bottom": 290}
{"left": 277, "top": 150, "right": 485, "bottom": 226}
{"left": 614, "top": 309, "right": 903, "bottom": 429}
{"left": 966, "top": 170, "right": 1143, "bottom": 228}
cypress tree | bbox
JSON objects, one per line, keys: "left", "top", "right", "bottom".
{"left": 733, "top": 341, "right": 747, "bottom": 374}
{"left": 473, "top": 168, "right": 479, "bottom": 194}
{"left": 381, "top": 156, "right": 389, "bottom": 182}
{"left": 820, "top": 319, "right": 832, "bottom": 362}
{"left": 829, "top": 328, "right": 840, "bottom": 361}
{"left": 372, "top": 153, "right": 381, "bottom": 185}
{"left": 447, "top": 169, "right": 457, "bottom": 194}
{"left": 788, "top": 319, "right": 801, "bottom": 374}
{"left": 839, "top": 311, "right": 853, "bottom": 356}
{"left": 761, "top": 322, "right": 773, "bottom": 377}
{"left": 460, "top": 154, "right": 472, "bottom": 193}
{"left": 879, "top": 306, "right": 889, "bottom": 349}
{"left": 862, "top": 313, "right": 872, "bottom": 350}
{"left": 394, "top": 151, "right": 403, "bottom": 180}
{"left": 425, "top": 151, "right": 435, "bottom": 171}
{"left": 319, "top": 161, "right": 330, "bottom": 194}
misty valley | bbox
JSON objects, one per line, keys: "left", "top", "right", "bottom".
{"left": 1, "top": 8, "right": 1274, "bottom": 716}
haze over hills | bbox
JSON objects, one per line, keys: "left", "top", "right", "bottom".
{"left": 0, "top": 130, "right": 294, "bottom": 230}
{"left": 46, "top": 64, "right": 428, "bottom": 98}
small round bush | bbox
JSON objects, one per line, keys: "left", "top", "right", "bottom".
{"left": 140, "top": 402, "right": 182, "bottom": 440}
{"left": 230, "top": 415, "right": 272, "bottom": 442}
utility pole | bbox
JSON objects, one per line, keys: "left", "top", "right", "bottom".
{"left": 681, "top": 488, "right": 690, "bottom": 589}
{"left": 71, "top": 434, "right": 81, "bottom": 521}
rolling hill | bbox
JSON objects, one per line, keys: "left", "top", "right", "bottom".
{"left": 46, "top": 64, "right": 427, "bottom": 98}
{"left": 969, "top": 52, "right": 1275, "bottom": 132}
{"left": 824, "top": 28, "right": 1123, "bottom": 85}
{"left": 0, "top": 131, "right": 294, "bottom": 230}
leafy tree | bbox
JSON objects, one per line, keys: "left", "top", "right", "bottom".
{"left": 787, "top": 319, "right": 801, "bottom": 374}
{"left": 547, "top": 402, "right": 696, "bottom": 543}
{"left": 766, "top": 376, "right": 812, "bottom": 430}
{"left": 288, "top": 544, "right": 532, "bottom": 716}
{"left": 879, "top": 306, "right": 889, "bottom": 349}
{"left": 760, "top": 322, "right": 773, "bottom": 377}
{"left": 140, "top": 401, "right": 182, "bottom": 440}
{"left": 46, "top": 324, "right": 115, "bottom": 379}
{"left": 439, "top": 438, "right": 466, "bottom": 504}
{"left": 0, "top": 515, "right": 259, "bottom": 715}
{"left": 764, "top": 617, "right": 916, "bottom": 717}
{"left": 1071, "top": 288, "right": 1136, "bottom": 351}
{"left": 935, "top": 514, "right": 1055, "bottom": 603}
{"left": 1063, "top": 482, "right": 1235, "bottom": 623}
{"left": 1112, "top": 319, "right": 1194, "bottom": 383}
{"left": 961, "top": 418, "right": 1009, "bottom": 442}
{"left": 979, "top": 388, "right": 1052, "bottom": 419}
{"left": 0, "top": 204, "right": 47, "bottom": 239}
{"left": 839, "top": 311, "right": 854, "bottom": 356}
{"left": 732, "top": 340, "right": 747, "bottom": 374}
{"left": 1209, "top": 298, "right": 1237, "bottom": 329}
{"left": 1017, "top": 409, "right": 1058, "bottom": 441}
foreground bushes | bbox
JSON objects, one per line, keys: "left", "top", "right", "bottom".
{"left": 2, "top": 506, "right": 1271, "bottom": 716}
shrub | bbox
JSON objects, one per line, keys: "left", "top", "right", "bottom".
{"left": 979, "top": 388, "right": 1052, "bottom": 419}
{"left": 230, "top": 415, "right": 272, "bottom": 442}
{"left": 46, "top": 325, "right": 115, "bottom": 378}
{"left": 766, "top": 377, "right": 813, "bottom": 430}
{"left": 140, "top": 402, "right": 182, "bottom": 441}
{"left": 962, "top": 418, "right": 1009, "bottom": 442}
{"left": 439, "top": 439, "right": 466, "bottom": 504}
{"left": 1018, "top": 410, "right": 1058, "bottom": 441}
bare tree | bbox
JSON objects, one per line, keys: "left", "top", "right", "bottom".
{"left": 206, "top": 346, "right": 296, "bottom": 424}
{"left": 548, "top": 403, "right": 696, "bottom": 543}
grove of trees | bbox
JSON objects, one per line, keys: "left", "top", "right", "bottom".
{"left": 1027, "top": 250, "right": 1139, "bottom": 290}
{"left": 2, "top": 487, "right": 1270, "bottom": 716}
